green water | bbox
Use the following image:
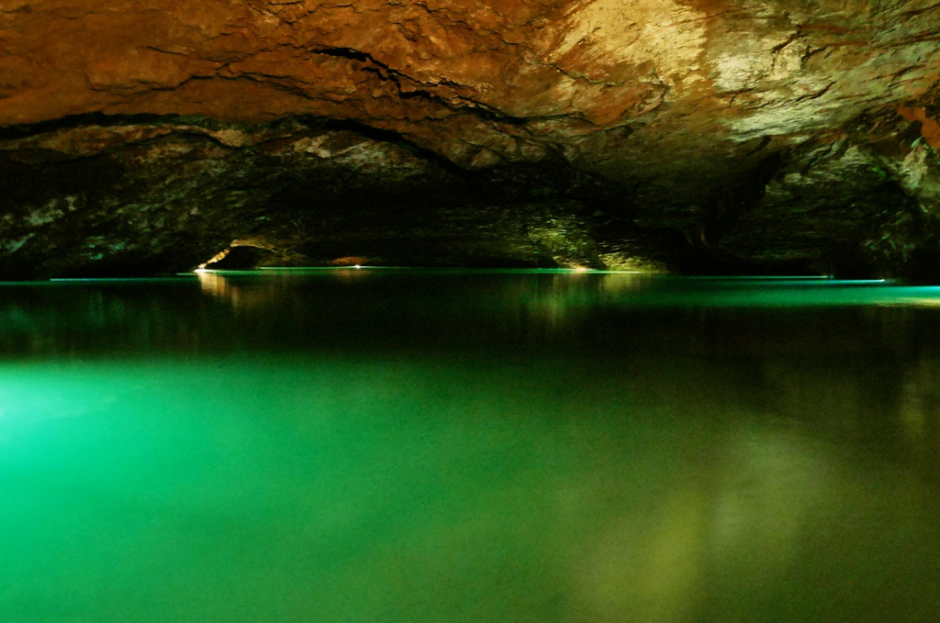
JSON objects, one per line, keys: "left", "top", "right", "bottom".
{"left": 3, "top": 270, "right": 940, "bottom": 623}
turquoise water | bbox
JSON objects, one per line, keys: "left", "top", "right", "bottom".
{"left": 3, "top": 270, "right": 940, "bottom": 622}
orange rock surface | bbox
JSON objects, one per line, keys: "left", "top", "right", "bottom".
{"left": 4, "top": 0, "right": 940, "bottom": 174}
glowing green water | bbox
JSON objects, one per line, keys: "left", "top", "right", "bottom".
{"left": 3, "top": 271, "right": 940, "bottom": 622}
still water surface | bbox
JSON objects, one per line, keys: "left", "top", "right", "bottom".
{"left": 3, "top": 270, "right": 940, "bottom": 622}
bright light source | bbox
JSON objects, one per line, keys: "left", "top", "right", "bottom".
{"left": 355, "top": 265, "right": 361, "bottom": 269}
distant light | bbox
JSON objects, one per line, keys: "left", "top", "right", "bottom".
{"left": 572, "top": 266, "right": 591, "bottom": 272}
{"left": 355, "top": 265, "right": 361, "bottom": 269}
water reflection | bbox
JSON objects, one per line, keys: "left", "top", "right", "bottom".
{"left": 3, "top": 272, "right": 940, "bottom": 622}
{"left": 4, "top": 354, "right": 940, "bottom": 622}
{"left": 197, "top": 270, "right": 235, "bottom": 302}
{"left": 901, "top": 356, "right": 940, "bottom": 450}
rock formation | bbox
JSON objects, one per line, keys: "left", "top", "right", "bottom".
{"left": 2, "top": 0, "right": 940, "bottom": 278}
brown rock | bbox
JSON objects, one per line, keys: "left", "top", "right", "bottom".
{"left": 2, "top": 0, "right": 940, "bottom": 278}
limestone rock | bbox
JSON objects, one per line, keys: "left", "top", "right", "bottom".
{"left": 2, "top": 0, "right": 940, "bottom": 278}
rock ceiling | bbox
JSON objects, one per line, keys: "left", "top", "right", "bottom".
{"left": 2, "top": 0, "right": 940, "bottom": 278}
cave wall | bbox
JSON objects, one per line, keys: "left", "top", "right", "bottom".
{"left": 3, "top": 0, "right": 940, "bottom": 278}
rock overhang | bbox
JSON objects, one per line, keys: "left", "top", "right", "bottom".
{"left": 1, "top": 0, "right": 940, "bottom": 279}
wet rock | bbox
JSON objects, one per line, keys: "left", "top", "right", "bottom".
{"left": 0, "top": 120, "right": 632, "bottom": 276}
{"left": 2, "top": 1, "right": 940, "bottom": 278}
{"left": 202, "top": 244, "right": 274, "bottom": 270}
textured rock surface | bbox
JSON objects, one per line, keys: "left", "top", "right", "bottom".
{"left": 2, "top": 0, "right": 940, "bottom": 277}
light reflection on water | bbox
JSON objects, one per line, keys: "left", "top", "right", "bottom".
{"left": 2, "top": 271, "right": 940, "bottom": 622}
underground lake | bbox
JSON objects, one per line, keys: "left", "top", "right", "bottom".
{"left": 3, "top": 269, "right": 940, "bottom": 623}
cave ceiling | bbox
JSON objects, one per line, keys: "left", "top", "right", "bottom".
{"left": 2, "top": 0, "right": 940, "bottom": 278}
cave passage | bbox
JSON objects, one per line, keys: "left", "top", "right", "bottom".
{"left": 5, "top": 0, "right": 940, "bottom": 619}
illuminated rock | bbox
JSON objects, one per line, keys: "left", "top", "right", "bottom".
{"left": 1, "top": 0, "right": 940, "bottom": 278}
